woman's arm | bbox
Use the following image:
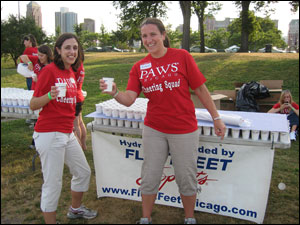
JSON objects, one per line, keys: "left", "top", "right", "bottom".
{"left": 99, "top": 79, "right": 138, "bottom": 107}
{"left": 268, "top": 107, "right": 280, "bottom": 113}
{"left": 30, "top": 86, "right": 59, "bottom": 111}
{"left": 19, "top": 55, "right": 33, "bottom": 71}
{"left": 290, "top": 104, "right": 299, "bottom": 116}
{"left": 194, "top": 84, "right": 226, "bottom": 139}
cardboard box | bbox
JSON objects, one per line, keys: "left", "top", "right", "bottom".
{"left": 191, "top": 93, "right": 227, "bottom": 110}
{"left": 213, "top": 90, "right": 236, "bottom": 111}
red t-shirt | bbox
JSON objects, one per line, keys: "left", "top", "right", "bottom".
{"left": 23, "top": 47, "right": 38, "bottom": 56}
{"left": 273, "top": 102, "right": 299, "bottom": 114}
{"left": 33, "top": 62, "right": 77, "bottom": 133}
{"left": 27, "top": 55, "right": 42, "bottom": 91}
{"left": 127, "top": 48, "right": 206, "bottom": 134}
{"left": 74, "top": 63, "right": 85, "bottom": 102}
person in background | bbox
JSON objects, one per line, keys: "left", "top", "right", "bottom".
{"left": 268, "top": 90, "right": 299, "bottom": 141}
{"left": 20, "top": 45, "right": 54, "bottom": 149}
{"left": 30, "top": 33, "right": 97, "bottom": 224}
{"left": 22, "top": 34, "right": 38, "bottom": 90}
{"left": 20, "top": 45, "right": 53, "bottom": 91}
{"left": 73, "top": 62, "right": 87, "bottom": 151}
{"left": 99, "top": 18, "right": 226, "bottom": 224}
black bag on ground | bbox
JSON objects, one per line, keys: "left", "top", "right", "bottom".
{"left": 235, "top": 81, "right": 270, "bottom": 112}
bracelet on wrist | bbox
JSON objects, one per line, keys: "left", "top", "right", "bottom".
{"left": 213, "top": 116, "right": 221, "bottom": 121}
{"left": 48, "top": 91, "right": 52, "bottom": 100}
{"left": 113, "top": 89, "right": 119, "bottom": 98}
{"left": 27, "top": 61, "right": 32, "bottom": 64}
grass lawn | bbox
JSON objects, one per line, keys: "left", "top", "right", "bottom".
{"left": 1, "top": 52, "right": 299, "bottom": 224}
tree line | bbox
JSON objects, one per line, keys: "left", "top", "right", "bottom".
{"left": 1, "top": 1, "right": 299, "bottom": 66}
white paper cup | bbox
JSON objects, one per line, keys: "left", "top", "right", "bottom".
{"left": 126, "top": 109, "right": 133, "bottom": 119}
{"left": 103, "top": 77, "right": 114, "bottom": 92}
{"left": 119, "top": 109, "right": 126, "bottom": 118}
{"left": 22, "top": 108, "right": 28, "bottom": 114}
{"left": 125, "top": 120, "right": 131, "bottom": 128}
{"left": 134, "top": 111, "right": 142, "bottom": 120}
{"left": 117, "top": 119, "right": 124, "bottom": 127}
{"left": 112, "top": 108, "right": 119, "bottom": 118}
{"left": 110, "top": 119, "right": 117, "bottom": 126}
{"left": 132, "top": 121, "right": 138, "bottom": 128}
{"left": 12, "top": 99, "right": 18, "bottom": 106}
{"left": 96, "top": 118, "right": 103, "bottom": 125}
{"left": 271, "top": 132, "right": 279, "bottom": 142}
{"left": 224, "top": 128, "right": 229, "bottom": 138}
{"left": 95, "top": 104, "right": 102, "bottom": 113}
{"left": 139, "top": 122, "right": 144, "bottom": 129}
{"left": 242, "top": 130, "right": 250, "bottom": 140}
{"left": 55, "top": 83, "right": 67, "bottom": 97}
{"left": 103, "top": 118, "right": 109, "bottom": 126}
{"left": 198, "top": 127, "right": 203, "bottom": 135}
{"left": 261, "top": 131, "right": 269, "bottom": 141}
{"left": 203, "top": 126, "right": 211, "bottom": 136}
{"left": 280, "top": 132, "right": 289, "bottom": 143}
{"left": 232, "top": 128, "right": 240, "bottom": 139}
{"left": 103, "top": 107, "right": 112, "bottom": 117}
{"left": 251, "top": 130, "right": 260, "bottom": 140}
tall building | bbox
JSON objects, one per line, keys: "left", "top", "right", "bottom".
{"left": 55, "top": 7, "right": 78, "bottom": 34}
{"left": 26, "top": 1, "right": 42, "bottom": 28}
{"left": 204, "top": 17, "right": 234, "bottom": 32}
{"left": 204, "top": 17, "right": 278, "bottom": 32}
{"left": 288, "top": 19, "right": 299, "bottom": 51}
{"left": 83, "top": 18, "right": 95, "bottom": 33}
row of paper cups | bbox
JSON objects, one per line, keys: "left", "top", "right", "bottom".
{"left": 1, "top": 88, "right": 34, "bottom": 107}
{"left": 199, "top": 126, "right": 287, "bottom": 143}
{"left": 1, "top": 106, "right": 41, "bottom": 116}
{"left": 95, "top": 118, "right": 144, "bottom": 129}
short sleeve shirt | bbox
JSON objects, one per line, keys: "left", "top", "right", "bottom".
{"left": 127, "top": 48, "right": 206, "bottom": 134}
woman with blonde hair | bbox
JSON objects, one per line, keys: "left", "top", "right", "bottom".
{"left": 268, "top": 90, "right": 299, "bottom": 141}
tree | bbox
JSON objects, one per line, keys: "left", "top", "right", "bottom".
{"left": 113, "top": 1, "right": 167, "bottom": 49}
{"left": 99, "top": 24, "right": 112, "bottom": 47}
{"left": 179, "top": 1, "right": 191, "bottom": 51}
{"left": 289, "top": 1, "right": 299, "bottom": 12}
{"left": 206, "top": 28, "right": 229, "bottom": 50}
{"left": 1, "top": 15, "right": 46, "bottom": 66}
{"left": 234, "top": 1, "right": 297, "bottom": 52}
{"left": 227, "top": 14, "right": 287, "bottom": 51}
{"left": 192, "top": 1, "right": 222, "bottom": 52}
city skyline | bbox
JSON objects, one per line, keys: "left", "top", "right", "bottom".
{"left": 1, "top": 1, "right": 299, "bottom": 37}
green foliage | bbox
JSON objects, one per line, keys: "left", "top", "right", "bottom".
{"left": 1, "top": 15, "right": 47, "bottom": 66}
{"left": 113, "top": 1, "right": 168, "bottom": 48}
{"left": 227, "top": 14, "right": 287, "bottom": 51}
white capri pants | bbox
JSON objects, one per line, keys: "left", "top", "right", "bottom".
{"left": 33, "top": 131, "right": 91, "bottom": 212}
{"left": 141, "top": 125, "right": 200, "bottom": 196}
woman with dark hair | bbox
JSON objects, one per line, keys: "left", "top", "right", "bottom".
{"left": 30, "top": 33, "right": 97, "bottom": 224}
{"left": 22, "top": 34, "right": 38, "bottom": 90}
{"left": 20, "top": 45, "right": 53, "bottom": 90}
{"left": 99, "top": 18, "right": 226, "bottom": 224}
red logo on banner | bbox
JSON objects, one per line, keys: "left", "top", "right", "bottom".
{"left": 136, "top": 168, "right": 217, "bottom": 191}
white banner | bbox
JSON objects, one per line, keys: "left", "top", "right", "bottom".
{"left": 91, "top": 131, "right": 274, "bottom": 224}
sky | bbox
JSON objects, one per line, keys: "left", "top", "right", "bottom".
{"left": 1, "top": 1, "right": 299, "bottom": 37}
